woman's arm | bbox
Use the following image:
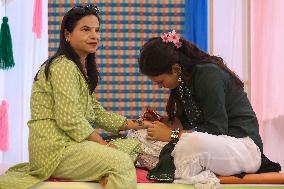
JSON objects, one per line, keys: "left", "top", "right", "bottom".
{"left": 119, "top": 119, "right": 153, "bottom": 131}
{"left": 146, "top": 121, "right": 194, "bottom": 142}
{"left": 86, "top": 130, "right": 117, "bottom": 148}
{"left": 86, "top": 130, "right": 107, "bottom": 145}
{"left": 91, "top": 95, "right": 127, "bottom": 134}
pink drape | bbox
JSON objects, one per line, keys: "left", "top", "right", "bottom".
{"left": 0, "top": 100, "right": 9, "bottom": 152}
{"left": 251, "top": 0, "right": 284, "bottom": 171}
{"left": 32, "top": 0, "right": 42, "bottom": 38}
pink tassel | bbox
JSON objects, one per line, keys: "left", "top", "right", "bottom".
{"left": 0, "top": 100, "right": 9, "bottom": 151}
{"left": 32, "top": 0, "right": 42, "bottom": 39}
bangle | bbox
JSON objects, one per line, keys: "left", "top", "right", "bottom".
{"left": 171, "top": 128, "right": 180, "bottom": 140}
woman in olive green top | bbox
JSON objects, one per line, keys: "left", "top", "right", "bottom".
{"left": 137, "top": 30, "right": 265, "bottom": 185}
{"left": 0, "top": 5, "right": 151, "bottom": 189}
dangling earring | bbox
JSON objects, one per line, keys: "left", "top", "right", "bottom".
{"left": 178, "top": 69, "right": 182, "bottom": 82}
{"left": 178, "top": 75, "right": 182, "bottom": 82}
{"left": 66, "top": 38, "right": 69, "bottom": 43}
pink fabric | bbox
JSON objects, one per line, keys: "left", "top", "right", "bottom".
{"left": 251, "top": 0, "right": 284, "bottom": 171}
{"left": 136, "top": 168, "right": 156, "bottom": 183}
{"left": 0, "top": 100, "right": 9, "bottom": 151}
{"left": 32, "top": 0, "right": 42, "bottom": 38}
{"left": 251, "top": 0, "right": 284, "bottom": 134}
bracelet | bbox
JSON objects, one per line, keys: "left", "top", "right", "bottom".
{"left": 170, "top": 128, "right": 180, "bottom": 140}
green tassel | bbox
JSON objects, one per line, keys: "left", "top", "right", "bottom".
{"left": 0, "top": 17, "right": 15, "bottom": 70}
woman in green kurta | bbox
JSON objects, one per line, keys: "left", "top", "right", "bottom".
{"left": 0, "top": 5, "right": 151, "bottom": 189}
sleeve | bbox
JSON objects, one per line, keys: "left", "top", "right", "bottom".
{"left": 91, "top": 94, "right": 126, "bottom": 134}
{"left": 193, "top": 66, "right": 228, "bottom": 135}
{"left": 50, "top": 59, "right": 94, "bottom": 142}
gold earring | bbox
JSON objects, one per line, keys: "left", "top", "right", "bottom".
{"left": 178, "top": 75, "right": 182, "bottom": 82}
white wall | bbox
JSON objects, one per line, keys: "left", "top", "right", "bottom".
{"left": 210, "top": 0, "right": 250, "bottom": 96}
{"left": 0, "top": 0, "right": 4, "bottom": 162}
{"left": 0, "top": 0, "right": 48, "bottom": 164}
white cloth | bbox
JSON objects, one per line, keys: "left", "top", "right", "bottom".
{"left": 172, "top": 132, "right": 261, "bottom": 188}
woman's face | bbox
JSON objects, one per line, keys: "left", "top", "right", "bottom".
{"left": 148, "top": 64, "right": 180, "bottom": 89}
{"left": 65, "top": 15, "right": 100, "bottom": 60}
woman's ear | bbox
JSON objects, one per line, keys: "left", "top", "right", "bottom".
{"left": 172, "top": 64, "right": 181, "bottom": 75}
{"left": 64, "top": 29, "right": 70, "bottom": 42}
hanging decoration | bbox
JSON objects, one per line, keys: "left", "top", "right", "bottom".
{"left": 32, "top": 0, "right": 43, "bottom": 39}
{"left": 0, "top": 100, "right": 9, "bottom": 152}
{"left": 0, "top": 0, "right": 15, "bottom": 70}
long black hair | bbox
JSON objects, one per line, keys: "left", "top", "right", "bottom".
{"left": 36, "top": 5, "right": 100, "bottom": 94}
{"left": 138, "top": 37, "right": 244, "bottom": 121}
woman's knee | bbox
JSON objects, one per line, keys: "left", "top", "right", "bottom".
{"left": 80, "top": 142, "right": 135, "bottom": 172}
{"left": 175, "top": 132, "right": 211, "bottom": 155}
{"left": 108, "top": 150, "right": 135, "bottom": 171}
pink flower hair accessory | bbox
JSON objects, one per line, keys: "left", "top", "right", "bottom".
{"left": 160, "top": 30, "right": 182, "bottom": 48}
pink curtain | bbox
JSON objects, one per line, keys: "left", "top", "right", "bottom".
{"left": 32, "top": 0, "right": 43, "bottom": 38}
{"left": 251, "top": 0, "right": 284, "bottom": 172}
{"left": 0, "top": 100, "right": 9, "bottom": 152}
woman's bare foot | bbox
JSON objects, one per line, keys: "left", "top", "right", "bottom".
{"left": 99, "top": 176, "right": 108, "bottom": 188}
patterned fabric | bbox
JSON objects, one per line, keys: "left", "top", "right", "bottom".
{"left": 176, "top": 77, "right": 203, "bottom": 130}
{"left": 51, "top": 140, "right": 139, "bottom": 189}
{"left": 0, "top": 56, "right": 140, "bottom": 189}
{"left": 128, "top": 129, "right": 167, "bottom": 170}
{"left": 48, "top": 0, "right": 185, "bottom": 120}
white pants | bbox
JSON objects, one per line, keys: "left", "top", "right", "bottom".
{"left": 172, "top": 132, "right": 261, "bottom": 187}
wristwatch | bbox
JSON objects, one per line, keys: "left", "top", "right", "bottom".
{"left": 170, "top": 128, "right": 180, "bottom": 140}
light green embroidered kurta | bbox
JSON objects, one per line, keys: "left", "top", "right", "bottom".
{"left": 0, "top": 56, "right": 140, "bottom": 189}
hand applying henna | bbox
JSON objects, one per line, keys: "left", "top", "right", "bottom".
{"left": 119, "top": 119, "right": 154, "bottom": 131}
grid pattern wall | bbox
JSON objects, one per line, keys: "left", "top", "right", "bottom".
{"left": 48, "top": 0, "right": 185, "bottom": 119}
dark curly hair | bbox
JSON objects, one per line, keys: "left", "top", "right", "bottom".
{"left": 138, "top": 37, "right": 244, "bottom": 121}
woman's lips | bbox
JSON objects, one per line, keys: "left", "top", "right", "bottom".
{"left": 88, "top": 42, "right": 98, "bottom": 47}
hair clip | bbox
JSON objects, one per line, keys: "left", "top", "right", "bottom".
{"left": 161, "top": 30, "right": 182, "bottom": 48}
{"left": 72, "top": 4, "right": 100, "bottom": 14}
